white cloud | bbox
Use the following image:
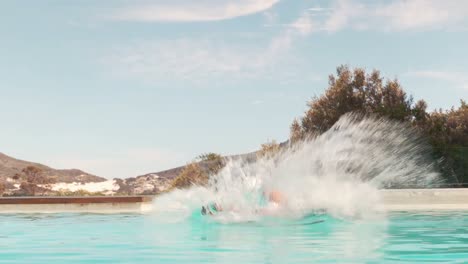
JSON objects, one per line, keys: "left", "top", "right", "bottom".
{"left": 308, "top": 7, "right": 331, "bottom": 12}
{"left": 290, "top": 12, "right": 315, "bottom": 35}
{"left": 313, "top": 0, "right": 468, "bottom": 32}
{"left": 324, "top": 0, "right": 367, "bottom": 32}
{"left": 374, "top": 0, "right": 467, "bottom": 31}
{"left": 408, "top": 70, "right": 468, "bottom": 91}
{"left": 262, "top": 11, "right": 315, "bottom": 52}
{"left": 106, "top": 12, "right": 315, "bottom": 84}
{"left": 251, "top": 99, "right": 264, "bottom": 105}
{"left": 112, "top": 0, "right": 279, "bottom": 22}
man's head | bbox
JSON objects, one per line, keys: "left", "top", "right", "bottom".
{"left": 268, "top": 190, "right": 284, "bottom": 204}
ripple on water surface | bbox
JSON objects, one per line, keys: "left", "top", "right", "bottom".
{"left": 0, "top": 211, "right": 467, "bottom": 263}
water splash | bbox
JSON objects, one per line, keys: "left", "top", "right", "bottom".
{"left": 153, "top": 114, "right": 441, "bottom": 221}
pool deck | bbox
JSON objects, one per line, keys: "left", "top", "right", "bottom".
{"left": 380, "top": 188, "right": 468, "bottom": 211}
{"left": 1, "top": 189, "right": 468, "bottom": 213}
{"left": 0, "top": 196, "right": 154, "bottom": 213}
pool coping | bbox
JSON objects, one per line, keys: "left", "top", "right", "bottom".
{"left": 380, "top": 188, "right": 468, "bottom": 211}
{"left": 0, "top": 196, "right": 154, "bottom": 213}
{"left": 1, "top": 188, "right": 468, "bottom": 213}
{"left": 0, "top": 196, "right": 153, "bottom": 204}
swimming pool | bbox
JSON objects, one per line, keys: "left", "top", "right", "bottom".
{"left": 1, "top": 211, "right": 466, "bottom": 263}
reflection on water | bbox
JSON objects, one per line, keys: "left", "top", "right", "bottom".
{"left": 1, "top": 212, "right": 466, "bottom": 263}
{"left": 147, "top": 212, "right": 389, "bottom": 263}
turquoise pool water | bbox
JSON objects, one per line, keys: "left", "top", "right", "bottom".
{"left": 0, "top": 212, "right": 467, "bottom": 263}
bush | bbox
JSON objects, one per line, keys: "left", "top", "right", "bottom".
{"left": 17, "top": 166, "right": 55, "bottom": 195}
{"left": 169, "top": 163, "right": 209, "bottom": 189}
{"left": 422, "top": 101, "right": 468, "bottom": 185}
{"left": 257, "top": 140, "right": 281, "bottom": 159}
{"left": 295, "top": 65, "right": 415, "bottom": 137}
{"left": 54, "top": 189, "right": 107, "bottom": 196}
{"left": 197, "top": 153, "right": 222, "bottom": 162}
{"left": 197, "top": 152, "right": 225, "bottom": 175}
{"left": 290, "top": 119, "right": 303, "bottom": 144}
{"left": 291, "top": 65, "right": 468, "bottom": 185}
{"left": 19, "top": 182, "right": 41, "bottom": 196}
{"left": 0, "top": 182, "right": 5, "bottom": 196}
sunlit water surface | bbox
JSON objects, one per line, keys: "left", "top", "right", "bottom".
{"left": 0, "top": 212, "right": 467, "bottom": 263}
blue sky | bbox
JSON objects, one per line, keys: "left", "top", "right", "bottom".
{"left": 1, "top": 0, "right": 467, "bottom": 179}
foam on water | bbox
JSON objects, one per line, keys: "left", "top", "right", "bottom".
{"left": 153, "top": 114, "right": 441, "bottom": 222}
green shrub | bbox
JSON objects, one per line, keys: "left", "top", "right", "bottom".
{"left": 292, "top": 66, "right": 468, "bottom": 185}
{"left": 197, "top": 152, "right": 225, "bottom": 175}
{"left": 169, "top": 163, "right": 209, "bottom": 190}
{"left": 257, "top": 140, "right": 280, "bottom": 159}
{"left": 54, "top": 189, "right": 107, "bottom": 196}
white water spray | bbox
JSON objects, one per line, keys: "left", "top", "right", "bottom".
{"left": 153, "top": 114, "right": 441, "bottom": 221}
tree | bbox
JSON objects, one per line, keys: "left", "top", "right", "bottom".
{"left": 19, "top": 182, "right": 37, "bottom": 196}
{"left": 422, "top": 100, "right": 468, "bottom": 185}
{"left": 292, "top": 65, "right": 468, "bottom": 186}
{"left": 298, "top": 65, "right": 414, "bottom": 136}
{"left": 23, "top": 166, "right": 41, "bottom": 182}
{"left": 412, "top": 99, "right": 429, "bottom": 126}
{"left": 19, "top": 166, "right": 54, "bottom": 196}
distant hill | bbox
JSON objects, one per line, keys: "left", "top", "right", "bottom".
{"left": 0, "top": 152, "right": 106, "bottom": 183}
{"left": 136, "top": 151, "right": 259, "bottom": 180}
{"left": 115, "top": 150, "right": 261, "bottom": 194}
{"left": 116, "top": 162, "right": 219, "bottom": 195}
{"left": 0, "top": 148, "right": 264, "bottom": 196}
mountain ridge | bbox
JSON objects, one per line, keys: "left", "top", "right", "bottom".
{"left": 0, "top": 152, "right": 106, "bottom": 183}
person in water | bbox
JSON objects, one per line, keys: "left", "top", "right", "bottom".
{"left": 201, "top": 190, "right": 285, "bottom": 215}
